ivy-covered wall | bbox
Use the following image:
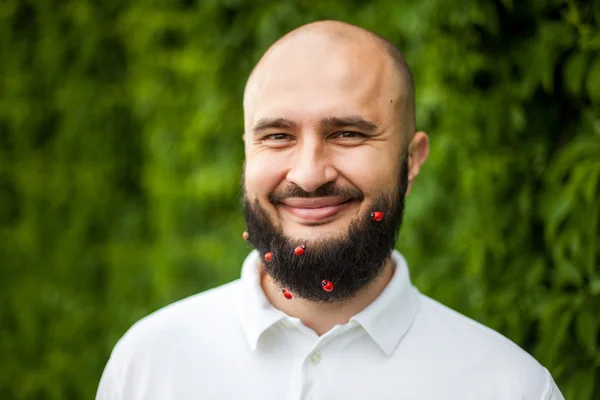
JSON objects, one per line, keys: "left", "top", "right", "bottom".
{"left": 0, "top": 0, "right": 598, "bottom": 399}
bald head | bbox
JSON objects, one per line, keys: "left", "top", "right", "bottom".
{"left": 244, "top": 20, "right": 415, "bottom": 135}
{"left": 242, "top": 21, "right": 430, "bottom": 263}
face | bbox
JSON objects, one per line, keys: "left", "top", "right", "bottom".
{"left": 242, "top": 35, "right": 410, "bottom": 300}
{"left": 244, "top": 37, "right": 405, "bottom": 239}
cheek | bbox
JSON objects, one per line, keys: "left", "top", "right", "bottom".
{"left": 244, "top": 151, "right": 289, "bottom": 200}
{"left": 334, "top": 148, "right": 400, "bottom": 196}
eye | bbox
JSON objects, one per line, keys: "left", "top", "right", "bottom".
{"left": 264, "top": 133, "right": 291, "bottom": 141}
{"left": 333, "top": 131, "right": 366, "bottom": 139}
{"left": 261, "top": 133, "right": 294, "bottom": 148}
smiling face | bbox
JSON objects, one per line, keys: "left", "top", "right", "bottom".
{"left": 241, "top": 23, "right": 426, "bottom": 302}
{"left": 243, "top": 31, "right": 407, "bottom": 242}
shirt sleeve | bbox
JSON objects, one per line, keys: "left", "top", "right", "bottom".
{"left": 543, "top": 368, "right": 565, "bottom": 400}
{"left": 95, "top": 355, "right": 120, "bottom": 400}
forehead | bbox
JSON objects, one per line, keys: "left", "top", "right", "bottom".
{"left": 244, "top": 37, "right": 400, "bottom": 130}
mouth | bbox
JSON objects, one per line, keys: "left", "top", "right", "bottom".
{"left": 278, "top": 197, "right": 357, "bottom": 223}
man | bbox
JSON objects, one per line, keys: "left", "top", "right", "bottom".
{"left": 97, "top": 20, "right": 564, "bottom": 399}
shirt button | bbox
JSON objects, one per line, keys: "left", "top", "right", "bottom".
{"left": 309, "top": 351, "right": 322, "bottom": 365}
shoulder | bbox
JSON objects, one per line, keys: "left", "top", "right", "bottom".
{"left": 410, "top": 294, "right": 563, "bottom": 399}
{"left": 415, "top": 295, "right": 535, "bottom": 360}
{"left": 96, "top": 280, "right": 245, "bottom": 399}
{"left": 115, "top": 279, "right": 242, "bottom": 353}
{"left": 97, "top": 280, "right": 244, "bottom": 396}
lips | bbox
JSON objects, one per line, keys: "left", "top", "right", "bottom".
{"left": 279, "top": 197, "right": 355, "bottom": 222}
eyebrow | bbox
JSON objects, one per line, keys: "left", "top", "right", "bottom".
{"left": 252, "top": 116, "right": 379, "bottom": 135}
{"left": 319, "top": 116, "right": 378, "bottom": 133}
{"left": 252, "top": 118, "right": 296, "bottom": 134}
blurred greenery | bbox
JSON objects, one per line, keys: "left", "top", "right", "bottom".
{"left": 0, "top": 0, "right": 599, "bottom": 399}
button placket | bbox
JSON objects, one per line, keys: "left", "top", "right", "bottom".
{"left": 309, "top": 351, "right": 322, "bottom": 365}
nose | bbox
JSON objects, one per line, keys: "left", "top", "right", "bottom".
{"left": 286, "top": 138, "right": 338, "bottom": 193}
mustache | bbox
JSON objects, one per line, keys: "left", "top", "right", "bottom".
{"left": 268, "top": 182, "right": 365, "bottom": 204}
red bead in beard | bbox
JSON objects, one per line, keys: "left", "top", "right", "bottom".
{"left": 321, "top": 280, "right": 334, "bottom": 292}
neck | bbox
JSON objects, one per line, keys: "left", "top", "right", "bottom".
{"left": 260, "top": 257, "right": 395, "bottom": 336}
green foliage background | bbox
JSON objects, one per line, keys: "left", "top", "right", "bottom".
{"left": 1, "top": 0, "right": 599, "bottom": 398}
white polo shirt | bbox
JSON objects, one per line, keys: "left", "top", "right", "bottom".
{"left": 97, "top": 250, "right": 564, "bottom": 400}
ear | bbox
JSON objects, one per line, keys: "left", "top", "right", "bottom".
{"left": 405, "top": 131, "right": 429, "bottom": 196}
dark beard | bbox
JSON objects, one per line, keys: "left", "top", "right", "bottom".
{"left": 242, "top": 157, "right": 408, "bottom": 303}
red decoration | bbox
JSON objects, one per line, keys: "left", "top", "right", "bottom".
{"left": 242, "top": 231, "right": 249, "bottom": 240}
{"left": 370, "top": 211, "right": 383, "bottom": 221}
{"left": 264, "top": 252, "right": 273, "bottom": 262}
{"left": 282, "top": 289, "right": 293, "bottom": 300}
{"left": 294, "top": 244, "right": 306, "bottom": 256}
{"left": 321, "top": 280, "right": 334, "bottom": 292}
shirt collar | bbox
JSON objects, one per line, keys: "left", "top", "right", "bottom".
{"left": 236, "top": 249, "right": 420, "bottom": 355}
{"left": 350, "top": 250, "right": 421, "bottom": 355}
{"left": 237, "top": 250, "right": 287, "bottom": 350}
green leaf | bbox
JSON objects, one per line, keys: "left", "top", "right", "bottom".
{"left": 566, "top": 368, "right": 595, "bottom": 400}
{"left": 543, "top": 190, "right": 572, "bottom": 241}
{"left": 552, "top": 235, "right": 584, "bottom": 286}
{"left": 586, "top": 55, "right": 600, "bottom": 104}
{"left": 537, "top": 21, "right": 576, "bottom": 92}
{"left": 581, "top": 162, "right": 600, "bottom": 205}
{"left": 575, "top": 310, "right": 598, "bottom": 356}
{"left": 538, "top": 300, "right": 574, "bottom": 366}
{"left": 563, "top": 51, "right": 589, "bottom": 96}
{"left": 591, "top": 277, "right": 600, "bottom": 296}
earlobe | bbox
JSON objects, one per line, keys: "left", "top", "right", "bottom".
{"left": 406, "top": 131, "right": 429, "bottom": 195}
